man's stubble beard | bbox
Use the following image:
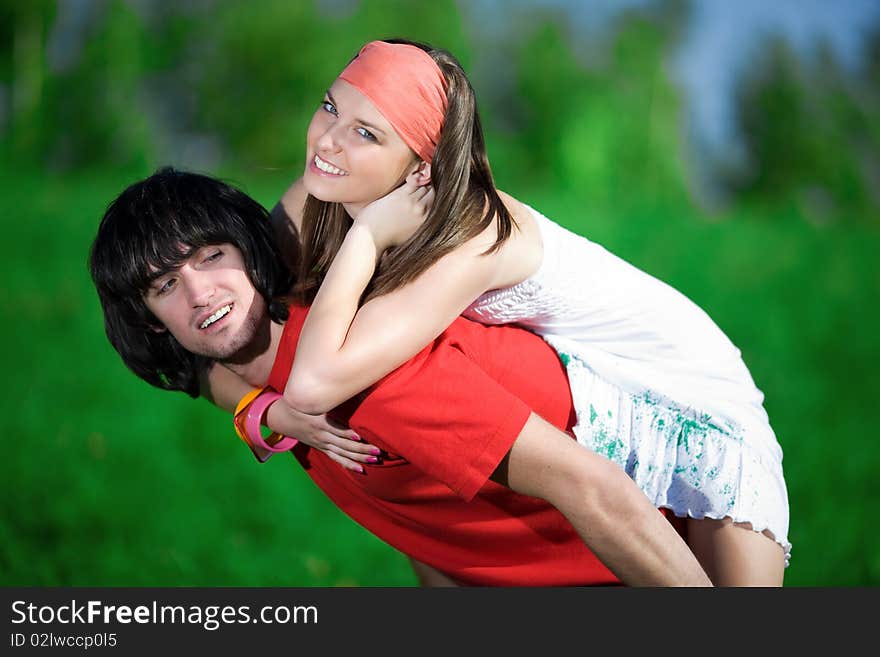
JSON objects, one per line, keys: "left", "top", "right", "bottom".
{"left": 208, "top": 296, "right": 272, "bottom": 366}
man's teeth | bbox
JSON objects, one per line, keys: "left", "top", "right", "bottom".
{"left": 201, "top": 305, "right": 232, "bottom": 329}
{"left": 314, "top": 155, "right": 346, "bottom": 175}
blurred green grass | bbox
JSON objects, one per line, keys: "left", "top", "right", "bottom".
{"left": 1, "top": 162, "right": 877, "bottom": 586}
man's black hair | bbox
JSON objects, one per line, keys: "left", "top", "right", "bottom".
{"left": 89, "top": 167, "right": 294, "bottom": 397}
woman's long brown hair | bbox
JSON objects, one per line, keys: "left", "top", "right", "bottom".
{"left": 295, "top": 39, "right": 515, "bottom": 304}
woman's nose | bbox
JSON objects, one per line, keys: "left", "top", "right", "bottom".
{"left": 315, "top": 122, "right": 343, "bottom": 153}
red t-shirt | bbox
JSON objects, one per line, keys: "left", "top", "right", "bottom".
{"left": 269, "top": 305, "right": 653, "bottom": 586}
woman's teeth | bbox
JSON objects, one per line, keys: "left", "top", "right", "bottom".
{"left": 314, "top": 155, "right": 346, "bottom": 175}
{"left": 201, "top": 304, "right": 232, "bottom": 329}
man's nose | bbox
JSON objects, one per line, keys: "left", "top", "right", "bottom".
{"left": 181, "top": 268, "right": 214, "bottom": 307}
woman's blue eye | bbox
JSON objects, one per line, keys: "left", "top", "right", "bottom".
{"left": 356, "top": 127, "right": 377, "bottom": 141}
{"left": 321, "top": 100, "right": 337, "bottom": 115}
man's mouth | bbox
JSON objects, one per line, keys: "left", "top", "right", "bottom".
{"left": 313, "top": 154, "right": 347, "bottom": 176}
{"left": 200, "top": 304, "right": 232, "bottom": 329}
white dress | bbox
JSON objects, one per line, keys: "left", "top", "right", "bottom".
{"left": 463, "top": 205, "right": 791, "bottom": 564}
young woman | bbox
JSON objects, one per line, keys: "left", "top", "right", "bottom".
{"left": 218, "top": 39, "right": 790, "bottom": 585}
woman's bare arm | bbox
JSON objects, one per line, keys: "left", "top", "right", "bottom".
{"left": 200, "top": 348, "right": 378, "bottom": 472}
{"left": 285, "top": 182, "right": 503, "bottom": 414}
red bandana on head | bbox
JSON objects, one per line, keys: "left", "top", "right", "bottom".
{"left": 338, "top": 41, "right": 448, "bottom": 163}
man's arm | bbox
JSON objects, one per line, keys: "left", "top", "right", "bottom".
{"left": 491, "top": 413, "right": 712, "bottom": 587}
{"left": 268, "top": 177, "right": 307, "bottom": 275}
{"left": 347, "top": 331, "right": 710, "bottom": 586}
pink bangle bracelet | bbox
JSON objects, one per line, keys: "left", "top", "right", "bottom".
{"left": 244, "top": 391, "right": 299, "bottom": 453}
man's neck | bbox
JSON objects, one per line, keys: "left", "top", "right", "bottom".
{"left": 222, "top": 317, "right": 285, "bottom": 388}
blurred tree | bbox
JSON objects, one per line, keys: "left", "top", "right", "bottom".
{"left": 1, "top": 0, "right": 199, "bottom": 172}
{"left": 191, "top": 0, "right": 469, "bottom": 171}
{"left": 509, "top": 7, "right": 690, "bottom": 211}
{"left": 0, "top": 0, "right": 56, "bottom": 164}
{"left": 43, "top": 0, "right": 153, "bottom": 170}
{"left": 730, "top": 33, "right": 880, "bottom": 224}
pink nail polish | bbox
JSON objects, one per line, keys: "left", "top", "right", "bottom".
{"left": 371, "top": 447, "right": 382, "bottom": 455}
{"left": 367, "top": 456, "right": 379, "bottom": 464}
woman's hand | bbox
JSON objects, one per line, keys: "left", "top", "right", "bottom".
{"left": 356, "top": 172, "right": 434, "bottom": 253}
{"left": 265, "top": 398, "right": 381, "bottom": 473}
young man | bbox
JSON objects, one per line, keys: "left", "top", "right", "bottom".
{"left": 90, "top": 168, "right": 711, "bottom": 587}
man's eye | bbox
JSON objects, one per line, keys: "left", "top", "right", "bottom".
{"left": 321, "top": 100, "right": 337, "bottom": 115}
{"left": 356, "top": 127, "right": 377, "bottom": 141}
{"left": 204, "top": 250, "right": 223, "bottom": 263}
{"left": 157, "top": 278, "right": 176, "bottom": 295}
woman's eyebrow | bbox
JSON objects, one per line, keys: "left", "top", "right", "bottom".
{"left": 326, "top": 89, "right": 387, "bottom": 136}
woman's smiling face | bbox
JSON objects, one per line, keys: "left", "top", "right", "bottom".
{"left": 303, "top": 79, "right": 420, "bottom": 214}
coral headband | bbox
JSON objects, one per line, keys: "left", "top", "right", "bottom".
{"left": 338, "top": 41, "right": 447, "bottom": 163}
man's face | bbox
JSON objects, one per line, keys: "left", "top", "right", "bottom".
{"left": 143, "top": 243, "right": 267, "bottom": 361}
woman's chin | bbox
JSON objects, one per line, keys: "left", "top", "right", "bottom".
{"left": 303, "top": 177, "right": 369, "bottom": 210}
{"left": 302, "top": 174, "right": 341, "bottom": 202}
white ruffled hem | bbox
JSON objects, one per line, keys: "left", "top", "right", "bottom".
{"left": 554, "top": 346, "right": 792, "bottom": 568}
{"left": 656, "top": 504, "right": 792, "bottom": 568}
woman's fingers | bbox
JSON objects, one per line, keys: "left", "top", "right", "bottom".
{"left": 324, "top": 424, "right": 360, "bottom": 440}
{"left": 324, "top": 451, "right": 366, "bottom": 473}
{"left": 420, "top": 186, "right": 435, "bottom": 210}
{"left": 314, "top": 417, "right": 380, "bottom": 455}
{"left": 319, "top": 416, "right": 359, "bottom": 437}
{"left": 322, "top": 424, "right": 376, "bottom": 451}
{"left": 323, "top": 433, "right": 381, "bottom": 458}
{"left": 323, "top": 416, "right": 356, "bottom": 432}
{"left": 320, "top": 439, "right": 381, "bottom": 474}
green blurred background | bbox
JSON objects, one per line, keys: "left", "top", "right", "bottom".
{"left": 1, "top": 0, "right": 878, "bottom": 586}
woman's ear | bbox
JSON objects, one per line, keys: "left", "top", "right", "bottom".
{"left": 414, "top": 161, "right": 432, "bottom": 186}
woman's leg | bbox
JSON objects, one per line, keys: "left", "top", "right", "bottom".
{"left": 408, "top": 557, "right": 460, "bottom": 587}
{"left": 687, "top": 517, "right": 785, "bottom": 586}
